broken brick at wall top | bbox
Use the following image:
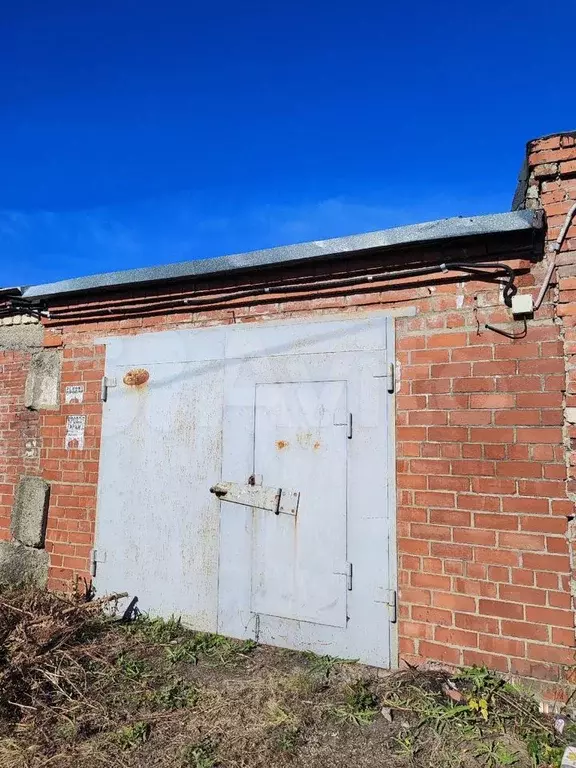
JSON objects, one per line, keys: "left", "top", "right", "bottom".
{"left": 0, "top": 130, "right": 576, "bottom": 695}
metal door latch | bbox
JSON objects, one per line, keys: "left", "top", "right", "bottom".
{"left": 210, "top": 481, "right": 300, "bottom": 516}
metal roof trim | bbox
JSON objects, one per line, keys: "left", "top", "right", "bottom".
{"left": 22, "top": 210, "right": 542, "bottom": 300}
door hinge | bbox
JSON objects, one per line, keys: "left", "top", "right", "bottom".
{"left": 334, "top": 562, "right": 353, "bottom": 590}
{"left": 100, "top": 376, "right": 117, "bottom": 402}
{"left": 387, "top": 589, "right": 397, "bottom": 623}
{"left": 387, "top": 363, "right": 395, "bottom": 394}
{"left": 90, "top": 548, "right": 107, "bottom": 577}
{"left": 333, "top": 411, "right": 352, "bottom": 438}
{"left": 346, "top": 562, "right": 353, "bottom": 591}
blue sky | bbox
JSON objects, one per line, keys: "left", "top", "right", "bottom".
{"left": 1, "top": 1, "right": 575, "bottom": 288}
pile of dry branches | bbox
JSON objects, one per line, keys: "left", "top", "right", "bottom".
{"left": 0, "top": 588, "right": 123, "bottom": 724}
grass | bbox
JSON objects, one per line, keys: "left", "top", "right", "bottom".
{"left": 0, "top": 588, "right": 573, "bottom": 767}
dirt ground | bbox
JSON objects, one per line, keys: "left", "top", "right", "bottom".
{"left": 0, "top": 589, "right": 571, "bottom": 768}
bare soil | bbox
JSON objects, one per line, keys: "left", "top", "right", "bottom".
{"left": 0, "top": 588, "right": 570, "bottom": 768}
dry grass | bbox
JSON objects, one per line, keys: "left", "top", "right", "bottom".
{"left": 0, "top": 588, "right": 572, "bottom": 768}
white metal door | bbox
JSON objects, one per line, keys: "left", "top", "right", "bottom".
{"left": 251, "top": 380, "right": 349, "bottom": 628}
{"left": 217, "top": 315, "right": 396, "bottom": 666}
{"left": 92, "top": 327, "right": 228, "bottom": 629}
{"left": 93, "top": 314, "right": 395, "bottom": 667}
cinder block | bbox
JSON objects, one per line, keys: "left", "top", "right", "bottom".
{"left": 11, "top": 476, "right": 50, "bottom": 548}
{"left": 0, "top": 541, "right": 49, "bottom": 588}
{"left": 24, "top": 349, "right": 61, "bottom": 410}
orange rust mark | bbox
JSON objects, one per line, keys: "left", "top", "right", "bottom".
{"left": 276, "top": 440, "right": 289, "bottom": 450}
{"left": 313, "top": 441, "right": 321, "bottom": 450}
{"left": 123, "top": 368, "right": 150, "bottom": 386}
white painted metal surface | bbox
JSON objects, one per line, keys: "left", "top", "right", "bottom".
{"left": 94, "top": 313, "right": 396, "bottom": 666}
{"left": 251, "top": 380, "right": 348, "bottom": 628}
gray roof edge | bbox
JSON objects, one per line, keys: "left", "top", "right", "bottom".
{"left": 22, "top": 210, "right": 542, "bottom": 301}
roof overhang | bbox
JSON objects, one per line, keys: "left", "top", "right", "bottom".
{"left": 21, "top": 209, "right": 543, "bottom": 301}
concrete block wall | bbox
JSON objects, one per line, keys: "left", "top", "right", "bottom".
{"left": 0, "top": 318, "right": 52, "bottom": 586}
{"left": 3, "top": 131, "right": 576, "bottom": 694}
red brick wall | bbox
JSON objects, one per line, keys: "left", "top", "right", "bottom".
{"left": 0, "top": 346, "right": 40, "bottom": 540}
{"left": 41, "top": 339, "right": 104, "bottom": 590}
{"left": 11, "top": 130, "right": 576, "bottom": 689}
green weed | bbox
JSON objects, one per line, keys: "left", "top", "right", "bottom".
{"left": 180, "top": 739, "right": 218, "bottom": 767}
{"left": 167, "top": 632, "right": 256, "bottom": 665}
{"left": 303, "top": 651, "right": 356, "bottom": 678}
{"left": 124, "top": 614, "right": 184, "bottom": 643}
{"left": 151, "top": 679, "right": 199, "bottom": 710}
{"left": 276, "top": 725, "right": 301, "bottom": 754}
{"left": 115, "top": 653, "right": 147, "bottom": 681}
{"left": 114, "top": 721, "right": 150, "bottom": 750}
{"left": 333, "top": 680, "right": 379, "bottom": 726}
{"left": 474, "top": 740, "right": 520, "bottom": 767}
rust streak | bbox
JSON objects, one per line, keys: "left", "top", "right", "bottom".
{"left": 276, "top": 440, "right": 289, "bottom": 450}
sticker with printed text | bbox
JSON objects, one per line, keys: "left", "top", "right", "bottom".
{"left": 65, "top": 415, "right": 86, "bottom": 450}
{"left": 65, "top": 384, "right": 85, "bottom": 404}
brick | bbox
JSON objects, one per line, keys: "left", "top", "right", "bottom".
{"left": 462, "top": 650, "right": 509, "bottom": 673}
{"left": 419, "top": 641, "right": 460, "bottom": 665}
{"left": 527, "top": 644, "right": 576, "bottom": 665}
{"left": 399, "top": 588, "right": 431, "bottom": 606}
{"left": 402, "top": 621, "right": 431, "bottom": 639}
{"left": 526, "top": 606, "right": 574, "bottom": 628}
{"left": 429, "top": 476, "right": 470, "bottom": 492}
{"left": 427, "top": 426, "right": 469, "bottom": 442}
{"left": 435, "top": 626, "right": 478, "bottom": 648}
{"left": 502, "top": 497, "right": 549, "bottom": 515}
{"left": 552, "top": 627, "right": 576, "bottom": 647}
{"left": 427, "top": 333, "right": 468, "bottom": 348}
{"left": 453, "top": 528, "right": 496, "bottom": 547}
{"left": 511, "top": 569, "right": 534, "bottom": 586}
{"left": 471, "top": 477, "right": 516, "bottom": 495}
{"left": 498, "top": 585, "right": 546, "bottom": 606}
{"left": 470, "top": 428, "right": 514, "bottom": 443}
{"left": 432, "top": 592, "right": 476, "bottom": 612}
{"left": 473, "top": 548, "right": 519, "bottom": 567}
{"left": 522, "top": 552, "right": 570, "bottom": 572}
{"left": 43, "top": 331, "right": 63, "bottom": 348}
{"left": 495, "top": 462, "right": 543, "bottom": 479}
{"left": 450, "top": 411, "right": 492, "bottom": 425}
{"left": 470, "top": 394, "right": 515, "bottom": 409}
{"left": 517, "top": 427, "right": 563, "bottom": 444}
{"left": 498, "top": 532, "right": 546, "bottom": 551}
{"left": 479, "top": 635, "right": 526, "bottom": 658}
{"left": 411, "top": 572, "right": 451, "bottom": 591}
{"left": 452, "top": 346, "right": 493, "bottom": 362}
{"left": 474, "top": 513, "right": 518, "bottom": 531}
{"left": 457, "top": 494, "right": 500, "bottom": 512}
{"left": 452, "top": 460, "right": 494, "bottom": 477}
{"left": 495, "top": 410, "right": 541, "bottom": 426}
{"left": 414, "top": 491, "right": 455, "bottom": 508}
{"left": 408, "top": 411, "right": 448, "bottom": 425}
{"left": 453, "top": 577, "right": 496, "bottom": 597}
{"left": 411, "top": 524, "right": 452, "bottom": 542}
{"left": 510, "top": 658, "right": 559, "bottom": 681}
{"left": 478, "top": 599, "right": 524, "bottom": 620}
{"left": 501, "top": 620, "right": 549, "bottom": 642}
{"left": 411, "top": 606, "right": 453, "bottom": 626}
{"left": 430, "top": 542, "right": 473, "bottom": 560}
